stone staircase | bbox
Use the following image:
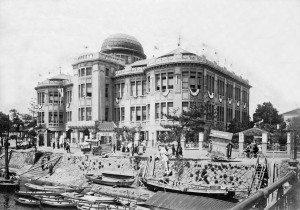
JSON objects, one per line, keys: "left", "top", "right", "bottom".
{"left": 22, "top": 154, "right": 63, "bottom": 179}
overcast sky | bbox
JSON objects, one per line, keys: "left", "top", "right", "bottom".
{"left": 0, "top": 0, "right": 299, "bottom": 117}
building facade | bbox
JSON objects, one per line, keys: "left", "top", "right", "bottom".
{"left": 35, "top": 33, "right": 251, "bottom": 147}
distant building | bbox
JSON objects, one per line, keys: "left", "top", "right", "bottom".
{"left": 280, "top": 108, "right": 300, "bottom": 122}
{"left": 35, "top": 33, "right": 251, "bottom": 147}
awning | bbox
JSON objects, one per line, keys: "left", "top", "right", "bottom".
{"left": 235, "top": 127, "right": 273, "bottom": 136}
{"left": 145, "top": 192, "right": 237, "bottom": 210}
{"left": 98, "top": 122, "right": 116, "bottom": 131}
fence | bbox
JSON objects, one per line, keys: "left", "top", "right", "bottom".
{"left": 231, "top": 167, "right": 299, "bottom": 210}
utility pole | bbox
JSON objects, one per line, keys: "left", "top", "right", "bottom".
{"left": 5, "top": 114, "right": 10, "bottom": 179}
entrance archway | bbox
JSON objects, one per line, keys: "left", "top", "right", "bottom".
{"left": 83, "top": 129, "right": 90, "bottom": 141}
{"left": 66, "top": 129, "right": 73, "bottom": 140}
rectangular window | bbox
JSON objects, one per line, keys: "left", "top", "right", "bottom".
{"left": 155, "top": 74, "right": 160, "bottom": 91}
{"left": 227, "top": 107, "right": 233, "bottom": 122}
{"left": 81, "top": 68, "right": 85, "bottom": 77}
{"left": 53, "top": 91, "right": 59, "bottom": 104}
{"left": 235, "top": 110, "right": 240, "bottom": 122}
{"left": 206, "top": 74, "right": 215, "bottom": 93}
{"left": 86, "top": 67, "right": 92, "bottom": 76}
{"left": 41, "top": 112, "right": 45, "bottom": 123}
{"left": 161, "top": 103, "right": 166, "bottom": 119}
{"left": 59, "top": 112, "right": 63, "bottom": 123}
{"left": 121, "top": 107, "right": 125, "bottom": 121}
{"left": 131, "top": 81, "right": 136, "bottom": 96}
{"left": 105, "top": 68, "right": 109, "bottom": 76}
{"left": 78, "top": 69, "right": 81, "bottom": 77}
{"left": 161, "top": 73, "right": 167, "bottom": 91}
{"left": 86, "top": 107, "right": 92, "bottom": 121}
{"left": 49, "top": 112, "right": 53, "bottom": 123}
{"left": 168, "top": 72, "right": 174, "bottom": 89}
{"left": 81, "top": 108, "right": 85, "bottom": 121}
{"left": 121, "top": 83, "right": 125, "bottom": 98}
{"left": 206, "top": 104, "right": 214, "bottom": 120}
{"left": 190, "top": 72, "right": 196, "bottom": 90}
{"left": 142, "top": 106, "right": 147, "bottom": 121}
{"left": 147, "top": 104, "right": 150, "bottom": 120}
{"left": 86, "top": 83, "right": 92, "bottom": 97}
{"left": 242, "top": 89, "right": 248, "bottom": 104}
{"left": 217, "top": 106, "right": 224, "bottom": 122}
{"left": 226, "top": 83, "right": 233, "bottom": 99}
{"left": 218, "top": 79, "right": 225, "bottom": 96}
{"left": 182, "top": 71, "right": 189, "bottom": 89}
{"left": 116, "top": 108, "right": 120, "bottom": 122}
{"left": 105, "top": 84, "right": 109, "bottom": 98}
{"left": 182, "top": 102, "right": 189, "bottom": 112}
{"left": 155, "top": 103, "right": 160, "bottom": 119}
{"left": 235, "top": 86, "right": 241, "bottom": 101}
{"left": 105, "top": 108, "right": 109, "bottom": 121}
{"left": 197, "top": 72, "right": 202, "bottom": 90}
{"left": 137, "top": 81, "right": 142, "bottom": 96}
{"left": 130, "top": 107, "right": 135, "bottom": 121}
{"left": 142, "top": 81, "right": 146, "bottom": 95}
{"left": 147, "top": 76, "right": 150, "bottom": 92}
{"left": 167, "top": 102, "right": 173, "bottom": 115}
{"left": 136, "top": 107, "right": 141, "bottom": 121}
{"left": 49, "top": 91, "right": 53, "bottom": 103}
{"left": 81, "top": 84, "right": 86, "bottom": 98}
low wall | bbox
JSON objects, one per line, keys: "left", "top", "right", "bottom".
{"left": 0, "top": 150, "right": 36, "bottom": 169}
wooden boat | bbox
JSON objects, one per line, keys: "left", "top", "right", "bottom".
{"left": 40, "top": 197, "right": 76, "bottom": 208}
{"left": 14, "top": 196, "right": 40, "bottom": 206}
{"left": 76, "top": 202, "right": 126, "bottom": 210}
{"left": 101, "top": 170, "right": 134, "bottom": 179}
{"left": 85, "top": 174, "right": 135, "bottom": 187}
{"left": 15, "top": 190, "right": 61, "bottom": 197}
{"left": 24, "top": 183, "right": 75, "bottom": 192}
{"left": 61, "top": 192, "right": 117, "bottom": 203}
{"left": 141, "top": 177, "right": 238, "bottom": 199}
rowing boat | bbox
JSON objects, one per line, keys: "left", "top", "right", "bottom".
{"left": 14, "top": 197, "right": 40, "bottom": 206}
{"left": 61, "top": 192, "right": 117, "bottom": 203}
{"left": 24, "top": 183, "right": 75, "bottom": 192}
{"left": 85, "top": 174, "right": 135, "bottom": 187}
{"left": 101, "top": 170, "right": 134, "bottom": 180}
{"left": 15, "top": 190, "right": 61, "bottom": 197}
{"left": 40, "top": 198, "right": 76, "bottom": 208}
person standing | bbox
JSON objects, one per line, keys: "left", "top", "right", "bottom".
{"left": 172, "top": 144, "right": 176, "bottom": 156}
{"left": 177, "top": 144, "right": 183, "bottom": 157}
{"left": 52, "top": 141, "right": 55, "bottom": 149}
{"left": 113, "top": 144, "right": 116, "bottom": 153}
{"left": 64, "top": 141, "right": 67, "bottom": 150}
{"left": 226, "top": 142, "right": 233, "bottom": 158}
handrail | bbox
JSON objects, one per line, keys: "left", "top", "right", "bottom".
{"left": 231, "top": 171, "right": 296, "bottom": 210}
{"left": 18, "top": 155, "right": 62, "bottom": 176}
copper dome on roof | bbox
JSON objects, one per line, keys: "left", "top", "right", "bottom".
{"left": 101, "top": 34, "right": 146, "bottom": 59}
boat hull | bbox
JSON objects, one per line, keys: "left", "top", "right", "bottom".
{"left": 14, "top": 197, "right": 40, "bottom": 206}
{"left": 141, "top": 178, "right": 236, "bottom": 200}
{"left": 85, "top": 174, "right": 135, "bottom": 187}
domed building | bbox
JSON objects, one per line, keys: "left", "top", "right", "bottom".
{"left": 35, "top": 33, "right": 251, "bottom": 151}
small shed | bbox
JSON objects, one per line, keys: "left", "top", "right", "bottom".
{"left": 209, "top": 130, "right": 233, "bottom": 155}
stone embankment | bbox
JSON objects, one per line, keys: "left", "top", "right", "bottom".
{"left": 0, "top": 149, "right": 290, "bottom": 201}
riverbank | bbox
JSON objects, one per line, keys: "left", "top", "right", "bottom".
{"left": 0, "top": 147, "right": 291, "bottom": 202}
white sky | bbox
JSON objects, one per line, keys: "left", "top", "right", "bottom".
{"left": 0, "top": 0, "right": 300, "bottom": 117}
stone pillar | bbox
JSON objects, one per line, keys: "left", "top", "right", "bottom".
{"left": 54, "top": 132, "right": 59, "bottom": 144}
{"left": 262, "top": 132, "right": 268, "bottom": 154}
{"left": 181, "top": 135, "right": 185, "bottom": 149}
{"left": 73, "top": 129, "right": 79, "bottom": 144}
{"left": 79, "top": 132, "right": 83, "bottom": 143}
{"left": 287, "top": 132, "right": 291, "bottom": 157}
{"left": 198, "top": 132, "right": 204, "bottom": 150}
{"left": 89, "top": 129, "right": 94, "bottom": 140}
{"left": 70, "top": 132, "right": 74, "bottom": 143}
{"left": 238, "top": 132, "right": 244, "bottom": 153}
{"left": 43, "top": 131, "right": 47, "bottom": 147}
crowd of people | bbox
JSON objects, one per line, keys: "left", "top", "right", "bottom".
{"left": 52, "top": 140, "right": 71, "bottom": 153}
{"left": 244, "top": 141, "right": 262, "bottom": 158}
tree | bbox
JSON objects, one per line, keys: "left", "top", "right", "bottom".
{"left": 114, "top": 125, "right": 141, "bottom": 156}
{"left": 287, "top": 116, "right": 300, "bottom": 145}
{"left": 161, "top": 99, "right": 208, "bottom": 148}
{"left": 9, "top": 109, "right": 24, "bottom": 147}
{"left": 253, "top": 102, "right": 283, "bottom": 125}
{"left": 0, "top": 112, "right": 10, "bottom": 146}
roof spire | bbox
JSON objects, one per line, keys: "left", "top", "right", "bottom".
{"left": 178, "top": 33, "right": 181, "bottom": 47}
{"left": 59, "top": 65, "right": 62, "bottom": 74}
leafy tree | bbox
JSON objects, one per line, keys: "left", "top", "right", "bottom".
{"left": 287, "top": 116, "right": 300, "bottom": 145}
{"left": 160, "top": 99, "right": 209, "bottom": 148}
{"left": 253, "top": 102, "right": 283, "bottom": 125}
{"left": 114, "top": 125, "right": 141, "bottom": 156}
{"left": 0, "top": 112, "right": 10, "bottom": 146}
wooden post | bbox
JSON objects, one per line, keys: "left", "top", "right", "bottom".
{"left": 239, "top": 132, "right": 244, "bottom": 153}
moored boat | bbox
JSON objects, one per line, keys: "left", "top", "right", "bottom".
{"left": 24, "top": 183, "right": 75, "bottom": 192}
{"left": 101, "top": 170, "right": 134, "bottom": 180}
{"left": 14, "top": 196, "right": 40, "bottom": 206}
{"left": 40, "top": 197, "right": 76, "bottom": 208}
{"left": 15, "top": 190, "right": 61, "bottom": 197}
{"left": 141, "top": 177, "right": 239, "bottom": 200}
{"left": 61, "top": 192, "right": 117, "bottom": 203}
{"left": 85, "top": 174, "right": 135, "bottom": 187}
